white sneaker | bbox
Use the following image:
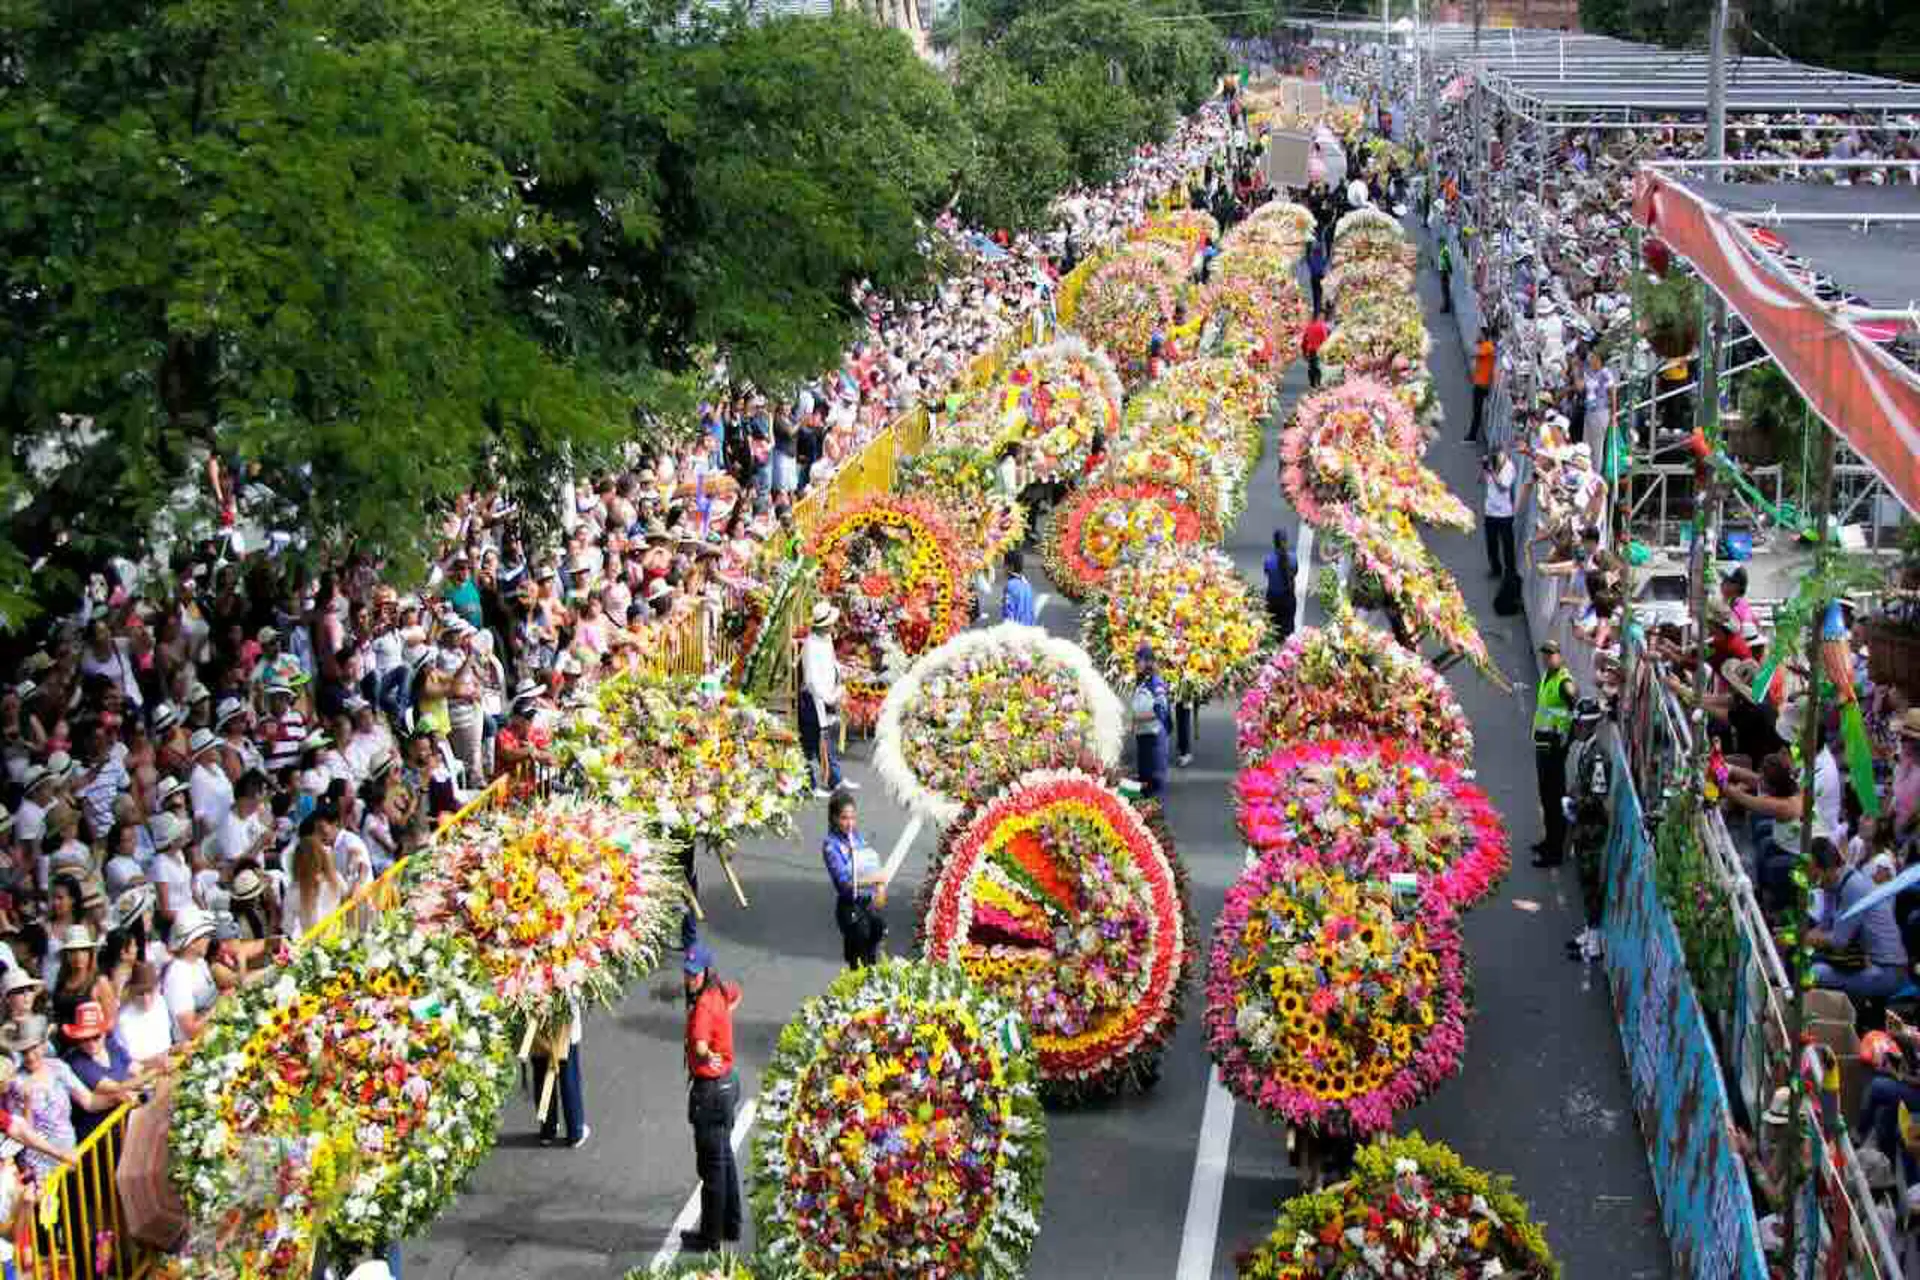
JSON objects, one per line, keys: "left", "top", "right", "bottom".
{"left": 811, "top": 787, "right": 833, "bottom": 799}
{"left": 1176, "top": 754, "right": 1193, "bottom": 768}
{"left": 840, "top": 779, "right": 861, "bottom": 791}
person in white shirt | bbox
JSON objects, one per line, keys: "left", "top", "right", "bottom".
{"left": 113, "top": 962, "right": 174, "bottom": 1068}
{"left": 318, "top": 806, "right": 374, "bottom": 893}
{"left": 1812, "top": 728, "right": 1843, "bottom": 840}
{"left": 283, "top": 819, "right": 347, "bottom": 937}
{"left": 187, "top": 729, "right": 233, "bottom": 832}
{"left": 214, "top": 771, "right": 272, "bottom": 867}
{"left": 162, "top": 908, "right": 217, "bottom": 1039}
{"left": 1482, "top": 449, "right": 1520, "bottom": 581}
{"left": 13, "top": 767, "right": 55, "bottom": 860}
{"left": 342, "top": 698, "right": 394, "bottom": 781}
{"left": 145, "top": 813, "right": 194, "bottom": 927}
{"left": 798, "top": 603, "right": 855, "bottom": 799}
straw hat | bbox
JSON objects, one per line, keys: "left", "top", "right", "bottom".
{"left": 230, "top": 868, "right": 266, "bottom": 903}
{"left": 1720, "top": 659, "right": 1764, "bottom": 705}
{"left": 1762, "top": 1086, "right": 1792, "bottom": 1127}
{"left": 810, "top": 602, "right": 840, "bottom": 630}
{"left": 1, "top": 970, "right": 41, "bottom": 998}
{"left": 171, "top": 907, "right": 215, "bottom": 950}
{"left": 1897, "top": 708, "right": 1920, "bottom": 741}
{"left": 1, "top": 1015, "right": 49, "bottom": 1054}
{"left": 188, "top": 728, "right": 221, "bottom": 758}
{"left": 56, "top": 924, "right": 99, "bottom": 954}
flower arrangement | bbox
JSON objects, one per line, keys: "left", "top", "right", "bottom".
{"left": 1323, "top": 256, "right": 1414, "bottom": 309}
{"left": 874, "top": 623, "right": 1125, "bottom": 826}
{"left": 625, "top": 1260, "right": 773, "bottom": 1280}
{"left": 952, "top": 336, "right": 1124, "bottom": 485}
{"left": 1132, "top": 208, "right": 1219, "bottom": 260}
{"left": 1123, "top": 356, "right": 1271, "bottom": 465}
{"left": 1236, "top": 738, "right": 1509, "bottom": 909}
{"left": 1236, "top": 201, "right": 1317, "bottom": 251}
{"left": 1320, "top": 296, "right": 1430, "bottom": 384}
{"left": 405, "top": 797, "right": 682, "bottom": 1036}
{"left": 804, "top": 494, "right": 976, "bottom": 726}
{"left": 920, "top": 769, "right": 1193, "bottom": 1100}
{"left": 895, "top": 447, "right": 1027, "bottom": 566}
{"left": 1361, "top": 136, "right": 1413, "bottom": 185}
{"left": 1237, "top": 1133, "right": 1561, "bottom": 1279}
{"left": 1044, "top": 478, "right": 1213, "bottom": 601}
{"left": 751, "top": 960, "right": 1046, "bottom": 1280}
{"left": 1098, "top": 435, "right": 1233, "bottom": 531}
{"left": 163, "top": 1127, "right": 361, "bottom": 1280}
{"left": 1333, "top": 206, "right": 1405, "bottom": 244}
{"left": 1214, "top": 240, "right": 1305, "bottom": 296}
{"left": 556, "top": 669, "right": 809, "bottom": 841}
{"left": 1235, "top": 606, "right": 1474, "bottom": 768}
{"left": 1331, "top": 506, "right": 1491, "bottom": 671}
{"left": 1083, "top": 547, "right": 1268, "bottom": 704}
{"left": 1205, "top": 860, "right": 1468, "bottom": 1136}
{"left": 171, "top": 918, "right": 515, "bottom": 1252}
{"left": 1280, "top": 381, "right": 1469, "bottom": 534}
{"left": 1193, "top": 276, "right": 1310, "bottom": 370}
{"left": 1075, "top": 254, "right": 1179, "bottom": 387}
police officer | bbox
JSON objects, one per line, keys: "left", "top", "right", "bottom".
{"left": 1563, "top": 698, "right": 1612, "bottom": 959}
{"left": 1532, "top": 640, "right": 1578, "bottom": 868}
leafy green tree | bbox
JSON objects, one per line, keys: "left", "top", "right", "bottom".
{"left": 999, "top": 0, "right": 1225, "bottom": 123}
{"left": 952, "top": 50, "right": 1078, "bottom": 231}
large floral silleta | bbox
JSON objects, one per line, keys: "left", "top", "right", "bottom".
{"left": 1044, "top": 477, "right": 1212, "bottom": 601}
{"left": 1331, "top": 505, "right": 1490, "bottom": 672}
{"left": 556, "top": 670, "right": 809, "bottom": 842}
{"left": 1236, "top": 606, "right": 1474, "bottom": 768}
{"left": 804, "top": 494, "right": 975, "bottom": 727}
{"left": 952, "top": 336, "right": 1124, "bottom": 485}
{"left": 1075, "top": 253, "right": 1180, "bottom": 387}
{"left": 1205, "top": 860, "right": 1468, "bottom": 1137}
{"left": 874, "top": 624, "right": 1125, "bottom": 826}
{"left": 920, "top": 769, "right": 1193, "bottom": 1100}
{"left": 1237, "top": 1133, "right": 1561, "bottom": 1279}
{"left": 751, "top": 960, "right": 1046, "bottom": 1280}
{"left": 1280, "top": 379, "right": 1468, "bottom": 533}
{"left": 171, "top": 919, "right": 514, "bottom": 1255}
{"left": 1132, "top": 208, "right": 1219, "bottom": 260}
{"left": 405, "top": 797, "right": 683, "bottom": 1035}
{"left": 895, "top": 446, "right": 1026, "bottom": 566}
{"left": 1084, "top": 546, "right": 1268, "bottom": 705}
{"left": 1193, "top": 275, "right": 1309, "bottom": 369}
{"left": 1236, "top": 738, "right": 1509, "bottom": 909}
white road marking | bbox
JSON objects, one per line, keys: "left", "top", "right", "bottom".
{"left": 649, "top": 1096, "right": 760, "bottom": 1272}
{"left": 1034, "top": 591, "right": 1052, "bottom": 620}
{"left": 880, "top": 815, "right": 924, "bottom": 888}
{"left": 1174, "top": 1069, "right": 1238, "bottom": 1280}
{"left": 1293, "top": 526, "right": 1315, "bottom": 631}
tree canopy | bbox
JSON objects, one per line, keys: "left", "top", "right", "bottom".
{"left": 1578, "top": 0, "right": 1920, "bottom": 79}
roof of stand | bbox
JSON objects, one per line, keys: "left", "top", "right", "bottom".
{"left": 1411, "top": 25, "right": 1920, "bottom": 116}
{"left": 1666, "top": 176, "right": 1920, "bottom": 311}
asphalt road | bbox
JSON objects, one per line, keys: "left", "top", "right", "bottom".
{"left": 405, "top": 244, "right": 1672, "bottom": 1280}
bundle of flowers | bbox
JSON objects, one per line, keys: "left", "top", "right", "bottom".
{"left": 1280, "top": 383, "right": 1469, "bottom": 534}
{"left": 1333, "top": 206, "right": 1404, "bottom": 243}
{"left": 1238, "top": 1133, "right": 1561, "bottom": 1279}
{"left": 953, "top": 336, "right": 1124, "bottom": 485}
{"left": 803, "top": 494, "right": 975, "bottom": 727}
{"left": 1075, "top": 254, "right": 1179, "bottom": 387}
{"left": 1235, "top": 606, "right": 1473, "bottom": 767}
{"left": 1124, "top": 356, "right": 1272, "bottom": 462}
{"left": 1236, "top": 738, "right": 1509, "bottom": 909}
{"left": 1332, "top": 506, "right": 1490, "bottom": 672}
{"left": 1236, "top": 201, "right": 1317, "bottom": 251}
{"left": 1214, "top": 240, "right": 1304, "bottom": 295}
{"left": 874, "top": 623, "right": 1125, "bottom": 826}
{"left": 1133, "top": 208, "right": 1219, "bottom": 260}
{"left": 920, "top": 769, "right": 1194, "bottom": 1101}
{"left": 1361, "top": 136, "right": 1413, "bottom": 185}
{"left": 1320, "top": 297, "right": 1430, "bottom": 383}
{"left": 1083, "top": 547, "right": 1268, "bottom": 705}
{"left": 625, "top": 1260, "right": 771, "bottom": 1280}
{"left": 1324, "top": 256, "right": 1414, "bottom": 308}
{"left": 172, "top": 919, "right": 515, "bottom": 1252}
{"left": 406, "top": 797, "right": 682, "bottom": 1036}
{"left": 556, "top": 669, "right": 809, "bottom": 841}
{"left": 1097, "top": 435, "right": 1234, "bottom": 531}
{"left": 162, "top": 1127, "right": 360, "bottom": 1280}
{"left": 751, "top": 960, "right": 1046, "bottom": 1280}
{"left": 1334, "top": 228, "right": 1419, "bottom": 272}
{"left": 895, "top": 447, "right": 1027, "bottom": 565}
{"left": 1193, "top": 275, "right": 1309, "bottom": 369}
{"left": 1044, "top": 478, "right": 1213, "bottom": 601}
{"left": 1205, "top": 860, "right": 1468, "bottom": 1136}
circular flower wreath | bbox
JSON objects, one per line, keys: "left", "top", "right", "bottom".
{"left": 1205, "top": 859, "right": 1468, "bottom": 1136}
{"left": 895, "top": 446, "right": 1027, "bottom": 566}
{"left": 954, "top": 336, "right": 1124, "bottom": 485}
{"left": 875, "top": 623, "right": 1125, "bottom": 826}
{"left": 171, "top": 918, "right": 515, "bottom": 1252}
{"left": 920, "top": 769, "right": 1194, "bottom": 1100}
{"left": 805, "top": 494, "right": 975, "bottom": 727}
{"left": 1236, "top": 606, "right": 1473, "bottom": 768}
{"left": 1280, "top": 379, "right": 1469, "bottom": 534}
{"left": 1075, "top": 254, "right": 1178, "bottom": 387}
{"left": 556, "top": 669, "right": 809, "bottom": 842}
{"left": 1084, "top": 546, "right": 1268, "bottom": 705}
{"left": 405, "top": 796, "right": 683, "bottom": 1035}
{"left": 1193, "top": 275, "right": 1309, "bottom": 369}
{"left": 751, "top": 960, "right": 1047, "bottom": 1280}
{"left": 1237, "top": 738, "right": 1509, "bottom": 909}
{"left": 1132, "top": 208, "right": 1220, "bottom": 259}
{"left": 1238, "top": 1133, "right": 1561, "bottom": 1280}
{"left": 1320, "top": 297, "right": 1431, "bottom": 384}
{"left": 1044, "top": 478, "right": 1213, "bottom": 601}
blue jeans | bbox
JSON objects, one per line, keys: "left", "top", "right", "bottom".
{"left": 533, "top": 1045, "right": 585, "bottom": 1143}
{"left": 1856, "top": 1074, "right": 1920, "bottom": 1176}
{"left": 1136, "top": 732, "right": 1168, "bottom": 798}
{"left": 1814, "top": 961, "right": 1909, "bottom": 1003}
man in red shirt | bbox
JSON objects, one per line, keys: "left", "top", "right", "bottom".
{"left": 1301, "top": 307, "right": 1330, "bottom": 390}
{"left": 681, "top": 944, "right": 743, "bottom": 1254}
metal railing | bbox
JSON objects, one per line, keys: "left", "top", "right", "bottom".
{"left": 10, "top": 782, "right": 511, "bottom": 1280}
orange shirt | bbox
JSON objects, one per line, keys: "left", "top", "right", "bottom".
{"left": 1473, "top": 340, "right": 1495, "bottom": 388}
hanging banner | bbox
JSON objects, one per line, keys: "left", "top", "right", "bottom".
{"left": 1633, "top": 171, "right": 1920, "bottom": 519}
{"left": 1264, "top": 131, "right": 1313, "bottom": 190}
